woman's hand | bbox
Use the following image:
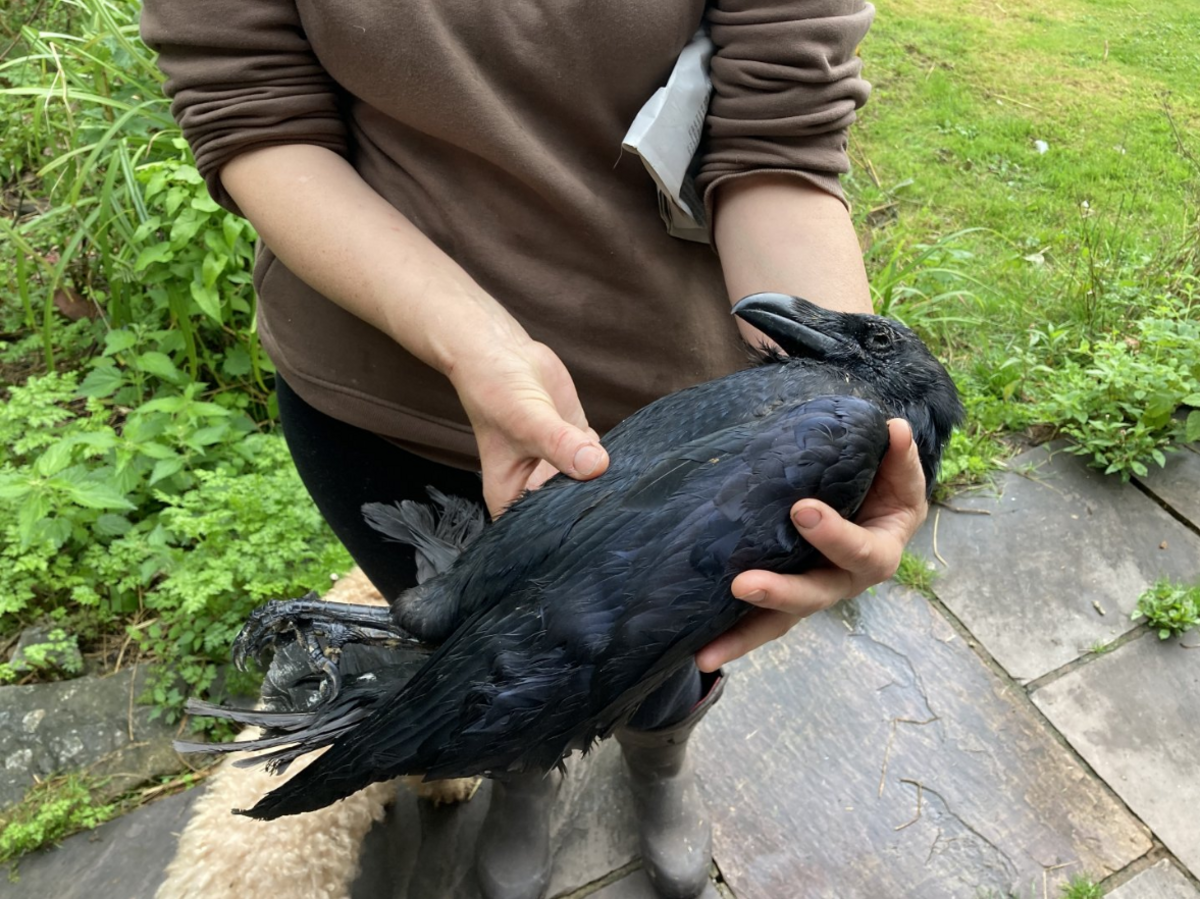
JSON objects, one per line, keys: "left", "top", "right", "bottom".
{"left": 449, "top": 336, "right": 609, "bottom": 518}
{"left": 695, "top": 418, "right": 927, "bottom": 672}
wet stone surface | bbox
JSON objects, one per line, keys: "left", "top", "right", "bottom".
{"left": 1137, "top": 442, "right": 1200, "bottom": 526}
{"left": 1033, "top": 629, "right": 1200, "bottom": 876}
{"left": 693, "top": 583, "right": 1151, "bottom": 899}
{"left": 0, "top": 787, "right": 200, "bottom": 898}
{"left": 0, "top": 666, "right": 184, "bottom": 810}
{"left": 587, "top": 868, "right": 722, "bottom": 898}
{"left": 1107, "top": 860, "right": 1200, "bottom": 899}
{"left": 910, "top": 444, "right": 1200, "bottom": 683}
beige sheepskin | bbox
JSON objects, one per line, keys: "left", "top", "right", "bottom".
{"left": 157, "top": 568, "right": 479, "bottom": 899}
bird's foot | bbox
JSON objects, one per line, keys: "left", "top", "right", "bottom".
{"left": 232, "top": 592, "right": 419, "bottom": 702}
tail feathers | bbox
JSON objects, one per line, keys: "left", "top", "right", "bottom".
{"left": 180, "top": 698, "right": 314, "bottom": 732}
{"left": 174, "top": 677, "right": 388, "bottom": 778}
{"left": 363, "top": 487, "right": 485, "bottom": 583}
{"left": 238, "top": 738, "right": 383, "bottom": 819}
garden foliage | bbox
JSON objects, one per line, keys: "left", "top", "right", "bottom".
{"left": 0, "top": 0, "right": 349, "bottom": 724}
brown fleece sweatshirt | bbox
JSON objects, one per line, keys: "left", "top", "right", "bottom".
{"left": 140, "top": 0, "right": 873, "bottom": 469}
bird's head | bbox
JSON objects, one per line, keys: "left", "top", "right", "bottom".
{"left": 732, "top": 292, "right": 964, "bottom": 495}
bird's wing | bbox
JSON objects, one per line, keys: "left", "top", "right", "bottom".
{"left": 239, "top": 395, "right": 891, "bottom": 815}
{"left": 426, "top": 395, "right": 892, "bottom": 773}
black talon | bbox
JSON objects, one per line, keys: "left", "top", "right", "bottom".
{"left": 229, "top": 594, "right": 422, "bottom": 703}
{"left": 303, "top": 629, "right": 341, "bottom": 703}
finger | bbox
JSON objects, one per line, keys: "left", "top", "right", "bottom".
{"left": 731, "top": 567, "right": 855, "bottom": 617}
{"left": 515, "top": 405, "right": 609, "bottom": 482}
{"left": 787, "top": 500, "right": 906, "bottom": 586}
{"left": 864, "top": 419, "right": 928, "bottom": 518}
{"left": 525, "top": 459, "right": 560, "bottom": 493}
{"left": 695, "top": 608, "right": 798, "bottom": 672}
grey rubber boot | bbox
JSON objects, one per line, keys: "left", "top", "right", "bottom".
{"left": 475, "top": 769, "right": 559, "bottom": 899}
{"left": 614, "top": 673, "right": 725, "bottom": 899}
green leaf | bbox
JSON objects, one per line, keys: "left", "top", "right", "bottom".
{"left": 34, "top": 439, "right": 79, "bottom": 477}
{"left": 170, "top": 210, "right": 205, "bottom": 246}
{"left": 190, "top": 192, "right": 221, "bottom": 213}
{"left": 189, "top": 281, "right": 222, "bottom": 324}
{"left": 134, "top": 243, "right": 173, "bottom": 271}
{"left": 188, "top": 425, "right": 230, "bottom": 447}
{"left": 150, "top": 457, "right": 185, "bottom": 485}
{"left": 144, "top": 170, "right": 168, "bottom": 199}
{"left": 57, "top": 480, "right": 137, "bottom": 511}
{"left": 201, "top": 251, "right": 227, "bottom": 289}
{"left": 17, "top": 492, "right": 51, "bottom": 546}
{"left": 93, "top": 513, "right": 133, "bottom": 537}
{"left": 222, "top": 215, "right": 244, "bottom": 249}
{"left": 103, "top": 329, "right": 139, "bottom": 356}
{"left": 44, "top": 517, "right": 73, "bottom": 548}
{"left": 135, "top": 395, "right": 185, "bottom": 415}
{"left": 135, "top": 351, "right": 182, "bottom": 383}
{"left": 1187, "top": 410, "right": 1200, "bottom": 443}
{"left": 165, "top": 186, "right": 187, "bottom": 216}
{"left": 132, "top": 214, "right": 164, "bottom": 243}
{"left": 0, "top": 472, "right": 31, "bottom": 501}
{"left": 135, "top": 441, "right": 175, "bottom": 460}
{"left": 78, "top": 364, "right": 126, "bottom": 398}
{"left": 221, "top": 345, "right": 252, "bottom": 377}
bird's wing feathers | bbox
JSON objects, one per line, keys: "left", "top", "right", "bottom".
{"left": 240, "top": 394, "right": 891, "bottom": 816}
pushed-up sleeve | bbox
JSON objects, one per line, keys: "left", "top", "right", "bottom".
{"left": 140, "top": 0, "right": 348, "bottom": 214}
{"left": 697, "top": 0, "right": 875, "bottom": 213}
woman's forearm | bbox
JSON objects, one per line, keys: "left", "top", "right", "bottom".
{"left": 712, "top": 175, "right": 872, "bottom": 345}
{"left": 221, "top": 144, "right": 610, "bottom": 508}
{"left": 220, "top": 145, "right": 528, "bottom": 379}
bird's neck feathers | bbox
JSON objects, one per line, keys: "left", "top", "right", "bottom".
{"left": 899, "top": 392, "right": 964, "bottom": 498}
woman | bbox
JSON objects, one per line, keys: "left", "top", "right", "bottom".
{"left": 140, "top": 2, "right": 926, "bottom": 897}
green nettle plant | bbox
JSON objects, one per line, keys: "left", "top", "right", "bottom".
{"left": 1027, "top": 307, "right": 1200, "bottom": 479}
{"left": 0, "top": 0, "right": 357, "bottom": 724}
{"left": 0, "top": 373, "right": 352, "bottom": 724}
{"left": 1134, "top": 579, "right": 1200, "bottom": 640}
{"left": 0, "top": 774, "right": 119, "bottom": 867}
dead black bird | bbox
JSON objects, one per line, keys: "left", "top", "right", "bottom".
{"left": 179, "top": 293, "right": 963, "bottom": 819}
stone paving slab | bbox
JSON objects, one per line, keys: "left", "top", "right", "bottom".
{"left": 1032, "top": 630, "right": 1200, "bottom": 876}
{"left": 588, "top": 868, "right": 721, "bottom": 898}
{"left": 0, "top": 666, "right": 183, "bottom": 810}
{"left": 353, "top": 737, "right": 639, "bottom": 898}
{"left": 910, "top": 445, "right": 1200, "bottom": 683}
{"left": 1107, "top": 860, "right": 1200, "bottom": 899}
{"left": 693, "top": 583, "right": 1151, "bottom": 899}
{"left": 0, "top": 787, "right": 201, "bottom": 898}
{"left": 1137, "top": 443, "right": 1200, "bottom": 526}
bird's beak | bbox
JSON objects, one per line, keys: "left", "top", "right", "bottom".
{"left": 731, "top": 293, "right": 843, "bottom": 358}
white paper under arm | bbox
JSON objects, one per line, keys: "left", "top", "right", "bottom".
{"left": 621, "top": 29, "right": 713, "bottom": 244}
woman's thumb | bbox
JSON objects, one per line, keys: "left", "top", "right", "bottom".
{"left": 536, "top": 416, "right": 609, "bottom": 480}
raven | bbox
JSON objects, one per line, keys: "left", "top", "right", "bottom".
{"left": 181, "top": 293, "right": 963, "bottom": 820}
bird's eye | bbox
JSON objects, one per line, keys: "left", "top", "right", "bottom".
{"left": 865, "top": 329, "right": 893, "bottom": 350}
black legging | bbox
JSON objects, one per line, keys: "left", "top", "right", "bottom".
{"left": 276, "top": 377, "right": 699, "bottom": 731}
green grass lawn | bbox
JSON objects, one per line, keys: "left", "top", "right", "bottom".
{"left": 851, "top": 0, "right": 1197, "bottom": 345}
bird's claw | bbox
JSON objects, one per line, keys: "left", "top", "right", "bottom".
{"left": 232, "top": 593, "right": 416, "bottom": 703}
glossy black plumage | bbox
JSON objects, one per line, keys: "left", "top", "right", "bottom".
{"left": 186, "top": 294, "right": 964, "bottom": 820}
